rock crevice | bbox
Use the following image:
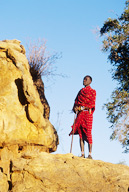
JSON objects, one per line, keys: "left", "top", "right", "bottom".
{"left": 0, "top": 39, "right": 129, "bottom": 192}
{"left": 0, "top": 39, "right": 58, "bottom": 151}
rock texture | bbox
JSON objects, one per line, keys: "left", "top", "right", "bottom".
{"left": 30, "top": 69, "right": 50, "bottom": 120}
{"left": 0, "top": 151, "right": 129, "bottom": 192}
{"left": 0, "top": 39, "right": 58, "bottom": 152}
{"left": 0, "top": 40, "right": 129, "bottom": 192}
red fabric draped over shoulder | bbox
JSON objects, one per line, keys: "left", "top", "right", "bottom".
{"left": 70, "top": 86, "right": 96, "bottom": 144}
{"left": 74, "top": 85, "right": 96, "bottom": 112}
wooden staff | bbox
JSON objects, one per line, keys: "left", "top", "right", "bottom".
{"left": 70, "top": 112, "right": 77, "bottom": 153}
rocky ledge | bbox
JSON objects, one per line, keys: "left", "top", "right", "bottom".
{"left": 0, "top": 151, "right": 129, "bottom": 192}
{"left": 0, "top": 40, "right": 128, "bottom": 192}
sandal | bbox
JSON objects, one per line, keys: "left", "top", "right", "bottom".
{"left": 87, "top": 155, "right": 92, "bottom": 159}
{"left": 80, "top": 154, "right": 85, "bottom": 158}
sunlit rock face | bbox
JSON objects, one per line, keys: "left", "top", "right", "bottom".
{"left": 0, "top": 40, "right": 129, "bottom": 192}
{"left": 0, "top": 39, "right": 58, "bottom": 152}
{"left": 1, "top": 151, "right": 129, "bottom": 192}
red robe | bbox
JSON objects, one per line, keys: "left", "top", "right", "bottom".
{"left": 70, "top": 85, "right": 96, "bottom": 144}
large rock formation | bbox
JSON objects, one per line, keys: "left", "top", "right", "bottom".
{"left": 0, "top": 39, "right": 58, "bottom": 152}
{"left": 0, "top": 151, "right": 129, "bottom": 192}
{"left": 0, "top": 40, "right": 129, "bottom": 192}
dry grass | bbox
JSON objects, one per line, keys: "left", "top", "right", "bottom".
{"left": 26, "top": 39, "right": 61, "bottom": 81}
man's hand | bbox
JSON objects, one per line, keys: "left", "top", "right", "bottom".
{"left": 74, "top": 106, "right": 79, "bottom": 112}
{"left": 73, "top": 106, "right": 92, "bottom": 114}
{"left": 72, "top": 106, "right": 79, "bottom": 113}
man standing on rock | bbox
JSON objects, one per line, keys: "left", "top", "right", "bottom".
{"left": 69, "top": 75, "right": 96, "bottom": 159}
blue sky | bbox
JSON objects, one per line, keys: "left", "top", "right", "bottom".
{"left": 0, "top": 0, "right": 128, "bottom": 166}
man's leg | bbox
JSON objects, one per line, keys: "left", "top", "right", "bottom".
{"left": 80, "top": 138, "right": 85, "bottom": 157}
{"left": 88, "top": 143, "right": 92, "bottom": 155}
{"left": 88, "top": 143, "right": 92, "bottom": 159}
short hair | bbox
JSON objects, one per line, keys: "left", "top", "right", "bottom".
{"left": 84, "top": 75, "right": 92, "bottom": 82}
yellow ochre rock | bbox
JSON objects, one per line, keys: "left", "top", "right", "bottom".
{"left": 1, "top": 150, "right": 129, "bottom": 192}
{"left": 0, "top": 39, "right": 58, "bottom": 152}
{"left": 1, "top": 40, "right": 129, "bottom": 192}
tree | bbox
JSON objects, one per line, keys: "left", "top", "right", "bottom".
{"left": 103, "top": 89, "right": 129, "bottom": 152}
{"left": 100, "top": 1, "right": 129, "bottom": 152}
{"left": 26, "top": 39, "right": 61, "bottom": 119}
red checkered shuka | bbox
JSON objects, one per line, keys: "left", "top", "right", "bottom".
{"left": 70, "top": 86, "right": 96, "bottom": 144}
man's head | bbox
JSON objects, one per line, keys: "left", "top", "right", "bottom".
{"left": 83, "top": 75, "right": 92, "bottom": 87}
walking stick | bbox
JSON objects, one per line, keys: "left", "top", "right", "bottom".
{"left": 70, "top": 111, "right": 77, "bottom": 153}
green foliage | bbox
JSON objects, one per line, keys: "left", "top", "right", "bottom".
{"left": 100, "top": 1, "right": 129, "bottom": 152}
{"left": 103, "top": 89, "right": 129, "bottom": 152}
{"left": 100, "top": 1, "right": 129, "bottom": 91}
